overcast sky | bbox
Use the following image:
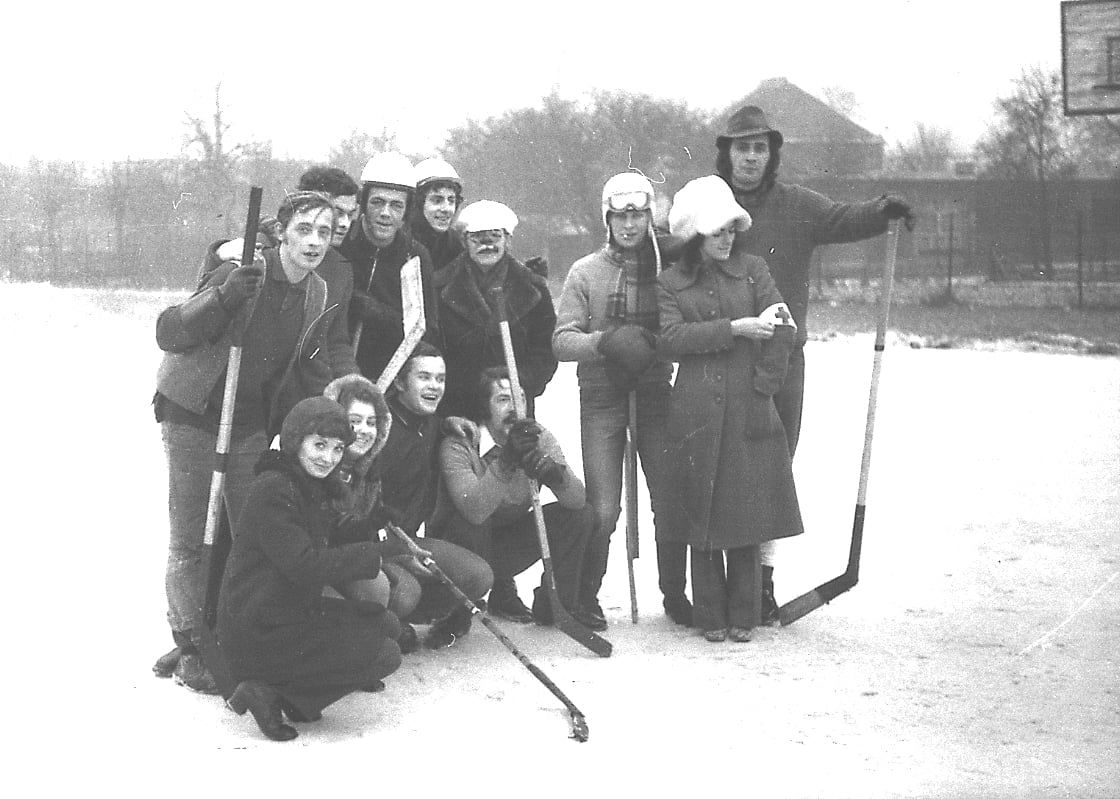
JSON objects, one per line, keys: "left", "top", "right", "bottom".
{"left": 4, "top": 0, "right": 1061, "bottom": 167}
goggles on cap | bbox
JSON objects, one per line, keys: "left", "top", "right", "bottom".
{"left": 466, "top": 229, "right": 505, "bottom": 244}
{"left": 606, "top": 191, "right": 652, "bottom": 213}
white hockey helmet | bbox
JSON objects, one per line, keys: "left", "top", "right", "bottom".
{"left": 359, "top": 152, "right": 416, "bottom": 190}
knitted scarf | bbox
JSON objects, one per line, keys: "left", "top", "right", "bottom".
{"left": 605, "top": 238, "right": 660, "bottom": 331}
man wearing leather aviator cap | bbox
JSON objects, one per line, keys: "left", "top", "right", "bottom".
{"left": 554, "top": 172, "right": 691, "bottom": 629}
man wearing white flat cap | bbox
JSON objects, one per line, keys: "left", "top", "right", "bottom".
{"left": 434, "top": 200, "right": 558, "bottom": 421}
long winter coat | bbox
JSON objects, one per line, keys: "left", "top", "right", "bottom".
{"left": 217, "top": 451, "right": 397, "bottom": 710}
{"left": 435, "top": 252, "right": 558, "bottom": 419}
{"left": 656, "top": 251, "right": 803, "bottom": 550}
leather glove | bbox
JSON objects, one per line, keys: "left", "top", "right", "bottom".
{"left": 879, "top": 195, "right": 916, "bottom": 232}
{"left": 524, "top": 256, "right": 548, "bottom": 278}
{"left": 522, "top": 448, "right": 566, "bottom": 490}
{"left": 499, "top": 420, "right": 541, "bottom": 469}
{"left": 217, "top": 260, "right": 264, "bottom": 309}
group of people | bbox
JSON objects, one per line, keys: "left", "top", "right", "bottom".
{"left": 152, "top": 106, "right": 915, "bottom": 740}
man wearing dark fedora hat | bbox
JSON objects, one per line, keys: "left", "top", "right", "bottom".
{"left": 715, "top": 104, "right": 915, "bottom": 623}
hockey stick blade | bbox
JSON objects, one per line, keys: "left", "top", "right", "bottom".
{"left": 778, "top": 574, "right": 857, "bottom": 626}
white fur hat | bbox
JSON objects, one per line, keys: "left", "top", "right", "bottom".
{"left": 668, "top": 175, "right": 752, "bottom": 241}
{"left": 457, "top": 200, "right": 518, "bottom": 234}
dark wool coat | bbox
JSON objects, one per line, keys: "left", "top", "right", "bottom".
{"left": 339, "top": 226, "right": 439, "bottom": 382}
{"left": 217, "top": 452, "right": 397, "bottom": 710}
{"left": 435, "top": 252, "right": 558, "bottom": 419}
{"left": 656, "top": 251, "right": 804, "bottom": 550}
{"left": 730, "top": 180, "right": 887, "bottom": 345}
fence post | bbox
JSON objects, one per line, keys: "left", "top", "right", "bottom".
{"left": 947, "top": 211, "right": 955, "bottom": 301}
{"left": 1076, "top": 211, "right": 1084, "bottom": 310}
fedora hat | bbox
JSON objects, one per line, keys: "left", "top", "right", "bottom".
{"left": 716, "top": 105, "right": 784, "bottom": 150}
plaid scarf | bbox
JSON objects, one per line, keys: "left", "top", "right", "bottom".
{"left": 604, "top": 239, "right": 660, "bottom": 331}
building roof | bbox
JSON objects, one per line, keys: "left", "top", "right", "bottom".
{"left": 718, "top": 77, "right": 884, "bottom": 145}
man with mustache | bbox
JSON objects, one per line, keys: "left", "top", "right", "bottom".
{"left": 434, "top": 200, "right": 557, "bottom": 421}
{"left": 716, "top": 105, "right": 916, "bottom": 622}
{"left": 152, "top": 191, "right": 356, "bottom": 692}
{"left": 428, "top": 367, "right": 602, "bottom": 630}
{"left": 340, "top": 152, "right": 440, "bottom": 381}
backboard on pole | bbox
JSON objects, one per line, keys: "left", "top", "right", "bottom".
{"left": 1061, "top": 0, "right": 1120, "bottom": 115}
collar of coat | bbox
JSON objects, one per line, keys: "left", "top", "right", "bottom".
{"left": 660, "top": 251, "right": 764, "bottom": 291}
{"left": 341, "top": 223, "right": 412, "bottom": 264}
{"left": 437, "top": 251, "right": 543, "bottom": 325}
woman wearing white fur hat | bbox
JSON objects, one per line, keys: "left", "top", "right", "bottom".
{"left": 657, "top": 176, "right": 803, "bottom": 642}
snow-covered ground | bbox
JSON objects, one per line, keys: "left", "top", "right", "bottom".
{"left": 3, "top": 283, "right": 1117, "bottom": 797}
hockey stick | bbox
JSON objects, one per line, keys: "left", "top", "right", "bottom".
{"left": 779, "top": 219, "right": 901, "bottom": 625}
{"left": 624, "top": 392, "right": 639, "bottom": 624}
{"left": 195, "top": 186, "right": 264, "bottom": 697}
{"left": 373, "top": 256, "right": 425, "bottom": 393}
{"left": 491, "top": 287, "right": 612, "bottom": 657}
{"left": 623, "top": 268, "right": 640, "bottom": 623}
{"left": 384, "top": 523, "right": 589, "bottom": 742}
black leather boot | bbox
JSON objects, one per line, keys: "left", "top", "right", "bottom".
{"left": 227, "top": 681, "right": 298, "bottom": 741}
{"left": 761, "top": 565, "right": 779, "bottom": 626}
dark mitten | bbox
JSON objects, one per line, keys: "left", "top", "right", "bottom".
{"left": 522, "top": 449, "right": 566, "bottom": 490}
{"left": 879, "top": 195, "right": 916, "bottom": 232}
{"left": 524, "top": 256, "right": 548, "bottom": 278}
{"left": 744, "top": 390, "right": 785, "bottom": 440}
{"left": 597, "top": 324, "right": 657, "bottom": 390}
{"left": 753, "top": 325, "right": 795, "bottom": 395}
{"left": 217, "top": 262, "right": 264, "bottom": 309}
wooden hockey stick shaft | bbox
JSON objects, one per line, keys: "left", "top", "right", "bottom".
{"left": 490, "top": 287, "right": 612, "bottom": 657}
{"left": 384, "top": 523, "right": 589, "bottom": 741}
{"left": 780, "top": 219, "right": 900, "bottom": 625}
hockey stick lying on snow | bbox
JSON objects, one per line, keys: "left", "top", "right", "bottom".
{"left": 491, "top": 287, "right": 612, "bottom": 658}
{"left": 384, "top": 523, "right": 589, "bottom": 742}
{"left": 779, "top": 219, "right": 901, "bottom": 626}
{"left": 195, "top": 186, "right": 264, "bottom": 697}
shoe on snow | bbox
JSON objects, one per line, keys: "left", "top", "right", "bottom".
{"left": 173, "top": 652, "right": 220, "bottom": 694}
{"left": 663, "top": 594, "right": 694, "bottom": 626}
{"left": 152, "top": 646, "right": 181, "bottom": 678}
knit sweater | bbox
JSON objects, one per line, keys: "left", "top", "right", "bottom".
{"left": 732, "top": 181, "right": 887, "bottom": 345}
{"left": 552, "top": 244, "right": 672, "bottom": 392}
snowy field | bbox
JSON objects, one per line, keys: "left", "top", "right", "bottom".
{"left": 2, "top": 282, "right": 1117, "bottom": 797}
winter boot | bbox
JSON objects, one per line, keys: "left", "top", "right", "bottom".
{"left": 152, "top": 646, "right": 181, "bottom": 678}
{"left": 761, "top": 565, "right": 779, "bottom": 626}
{"left": 227, "top": 681, "right": 298, "bottom": 741}
{"left": 663, "top": 593, "right": 694, "bottom": 626}
{"left": 425, "top": 606, "right": 473, "bottom": 649}
{"left": 488, "top": 577, "right": 533, "bottom": 623}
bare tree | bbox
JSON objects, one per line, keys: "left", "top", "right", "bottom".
{"left": 822, "top": 85, "right": 861, "bottom": 121}
{"left": 27, "top": 158, "right": 83, "bottom": 278}
{"left": 975, "top": 67, "right": 1079, "bottom": 277}
{"left": 887, "top": 123, "right": 962, "bottom": 174}
{"left": 328, "top": 128, "right": 400, "bottom": 183}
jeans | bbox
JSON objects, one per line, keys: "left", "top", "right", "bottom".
{"left": 578, "top": 382, "right": 687, "bottom": 603}
{"left": 162, "top": 422, "right": 268, "bottom": 634}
